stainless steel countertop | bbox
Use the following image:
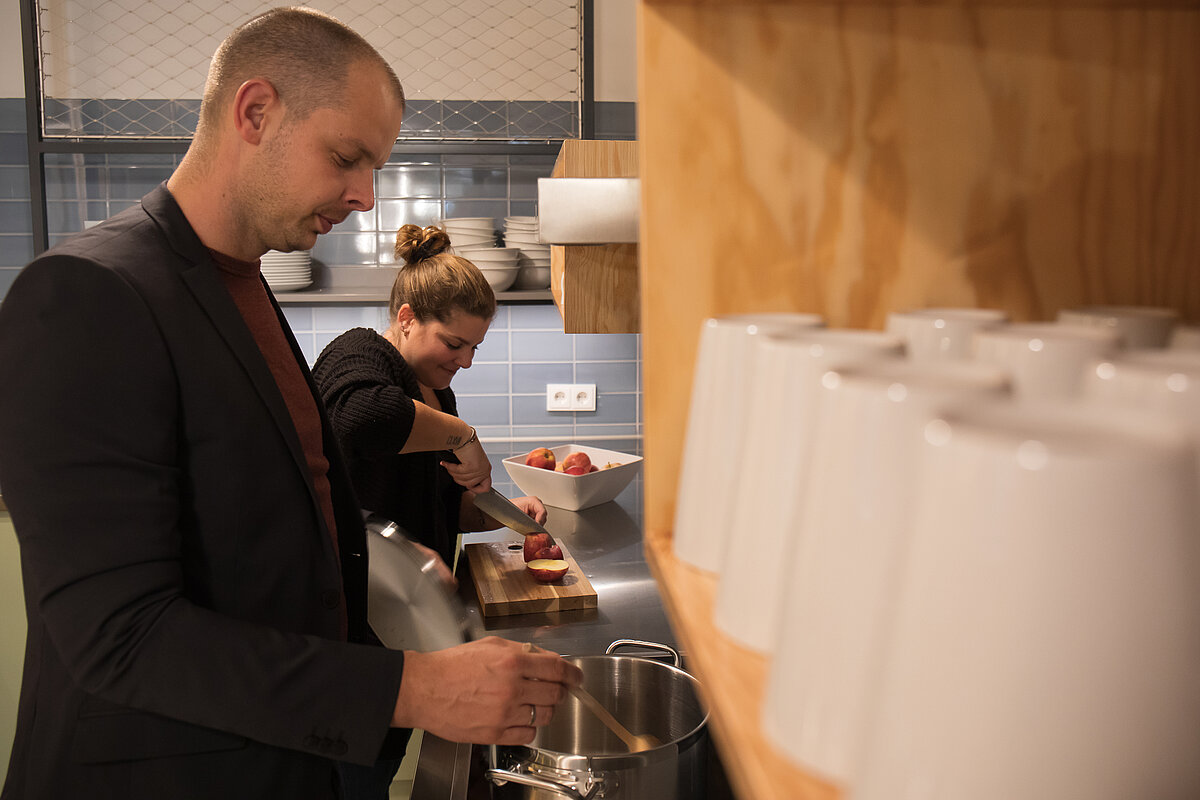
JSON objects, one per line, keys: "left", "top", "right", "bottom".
{"left": 452, "top": 484, "right": 678, "bottom": 660}
{"left": 412, "top": 470, "right": 690, "bottom": 799}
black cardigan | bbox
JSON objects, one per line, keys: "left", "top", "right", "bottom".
{"left": 312, "top": 327, "right": 464, "bottom": 564}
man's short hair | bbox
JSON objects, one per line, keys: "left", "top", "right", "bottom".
{"left": 198, "top": 6, "right": 404, "bottom": 131}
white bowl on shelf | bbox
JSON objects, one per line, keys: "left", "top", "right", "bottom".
{"left": 447, "top": 232, "right": 497, "bottom": 246}
{"left": 504, "top": 234, "right": 546, "bottom": 246}
{"left": 479, "top": 265, "right": 519, "bottom": 292}
{"left": 503, "top": 444, "right": 642, "bottom": 511}
{"left": 441, "top": 216, "right": 495, "bottom": 229}
{"left": 513, "top": 266, "right": 551, "bottom": 290}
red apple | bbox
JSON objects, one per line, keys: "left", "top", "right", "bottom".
{"left": 534, "top": 544, "right": 563, "bottom": 561}
{"left": 527, "top": 559, "right": 570, "bottom": 583}
{"left": 588, "top": 465, "right": 599, "bottom": 473}
{"left": 525, "top": 447, "right": 556, "bottom": 470}
{"left": 523, "top": 532, "right": 555, "bottom": 563}
{"left": 561, "top": 452, "right": 592, "bottom": 472}
{"left": 564, "top": 465, "right": 588, "bottom": 476}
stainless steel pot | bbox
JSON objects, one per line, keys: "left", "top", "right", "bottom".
{"left": 487, "top": 640, "right": 709, "bottom": 800}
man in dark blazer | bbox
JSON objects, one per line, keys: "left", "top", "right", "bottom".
{"left": 0, "top": 8, "right": 580, "bottom": 799}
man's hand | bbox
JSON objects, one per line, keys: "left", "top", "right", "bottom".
{"left": 407, "top": 540, "right": 456, "bottom": 588}
{"left": 391, "top": 638, "right": 583, "bottom": 745}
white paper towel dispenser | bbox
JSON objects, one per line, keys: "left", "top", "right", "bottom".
{"left": 536, "top": 177, "right": 640, "bottom": 244}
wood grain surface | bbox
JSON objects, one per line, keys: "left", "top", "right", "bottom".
{"left": 639, "top": 0, "right": 1200, "bottom": 536}
{"left": 638, "top": 2, "right": 1200, "bottom": 798}
{"left": 464, "top": 541, "right": 598, "bottom": 617}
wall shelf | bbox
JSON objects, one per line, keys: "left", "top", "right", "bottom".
{"left": 273, "top": 288, "right": 553, "bottom": 305}
{"left": 637, "top": 0, "right": 1200, "bottom": 798}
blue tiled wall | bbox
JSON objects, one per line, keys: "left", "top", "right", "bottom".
{"left": 283, "top": 303, "right": 641, "bottom": 443}
{"left": 0, "top": 98, "right": 642, "bottom": 444}
{"left": 0, "top": 100, "right": 33, "bottom": 298}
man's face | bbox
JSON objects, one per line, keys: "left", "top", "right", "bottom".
{"left": 238, "top": 61, "right": 404, "bottom": 255}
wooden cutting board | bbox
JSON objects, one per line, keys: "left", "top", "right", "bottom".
{"left": 464, "top": 540, "right": 597, "bottom": 617}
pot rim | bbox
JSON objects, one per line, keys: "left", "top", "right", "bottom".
{"left": 506, "top": 653, "right": 710, "bottom": 768}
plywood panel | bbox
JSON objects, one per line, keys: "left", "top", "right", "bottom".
{"left": 548, "top": 140, "right": 641, "bottom": 331}
{"left": 639, "top": 0, "right": 1200, "bottom": 535}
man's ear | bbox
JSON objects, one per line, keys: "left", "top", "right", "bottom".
{"left": 231, "top": 78, "right": 281, "bottom": 145}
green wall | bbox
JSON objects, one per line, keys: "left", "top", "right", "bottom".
{"left": 0, "top": 511, "right": 23, "bottom": 783}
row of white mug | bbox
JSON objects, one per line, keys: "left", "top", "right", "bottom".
{"left": 674, "top": 306, "right": 1200, "bottom": 800}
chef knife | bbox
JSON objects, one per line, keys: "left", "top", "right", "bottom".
{"left": 471, "top": 486, "right": 550, "bottom": 536}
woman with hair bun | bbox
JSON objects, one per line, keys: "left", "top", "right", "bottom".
{"left": 313, "top": 223, "right": 546, "bottom": 570}
{"left": 312, "top": 224, "right": 547, "bottom": 797}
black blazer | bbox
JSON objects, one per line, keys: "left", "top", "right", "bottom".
{"left": 0, "top": 185, "right": 406, "bottom": 799}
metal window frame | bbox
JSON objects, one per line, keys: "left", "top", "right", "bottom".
{"left": 20, "top": 0, "right": 595, "bottom": 257}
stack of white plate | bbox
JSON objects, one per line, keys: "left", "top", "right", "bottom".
{"left": 261, "top": 249, "right": 312, "bottom": 292}
{"left": 440, "top": 217, "right": 498, "bottom": 248}
{"left": 503, "top": 216, "right": 551, "bottom": 290}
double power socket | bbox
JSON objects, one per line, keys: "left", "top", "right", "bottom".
{"left": 546, "top": 383, "right": 597, "bottom": 412}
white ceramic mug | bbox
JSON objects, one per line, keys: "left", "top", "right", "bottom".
{"left": 673, "top": 313, "right": 824, "bottom": 573}
{"left": 1057, "top": 305, "right": 1179, "bottom": 348}
{"left": 713, "top": 328, "right": 905, "bottom": 651}
{"left": 1082, "top": 348, "right": 1200, "bottom": 485}
{"left": 972, "top": 322, "right": 1120, "bottom": 400}
{"left": 856, "top": 401, "right": 1200, "bottom": 800}
{"left": 761, "top": 359, "right": 1009, "bottom": 785}
{"left": 1169, "top": 323, "right": 1200, "bottom": 351}
{"left": 885, "top": 307, "right": 1008, "bottom": 361}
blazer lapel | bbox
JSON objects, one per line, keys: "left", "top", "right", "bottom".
{"left": 140, "top": 186, "right": 325, "bottom": 530}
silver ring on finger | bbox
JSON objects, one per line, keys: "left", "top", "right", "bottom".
{"left": 528, "top": 704, "right": 537, "bottom": 727}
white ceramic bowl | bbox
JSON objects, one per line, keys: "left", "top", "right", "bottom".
{"left": 503, "top": 444, "right": 642, "bottom": 511}
{"left": 503, "top": 234, "right": 546, "bottom": 246}
{"left": 479, "top": 265, "right": 519, "bottom": 292}
{"left": 441, "top": 217, "right": 495, "bottom": 229}
{"left": 513, "top": 266, "right": 551, "bottom": 290}
{"left": 447, "top": 233, "right": 497, "bottom": 247}
{"left": 467, "top": 256, "right": 521, "bottom": 268}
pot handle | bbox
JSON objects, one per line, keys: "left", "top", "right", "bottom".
{"left": 605, "top": 639, "right": 681, "bottom": 668}
{"left": 485, "top": 767, "right": 601, "bottom": 800}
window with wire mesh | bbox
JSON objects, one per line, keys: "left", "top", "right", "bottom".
{"left": 36, "top": 0, "right": 582, "bottom": 140}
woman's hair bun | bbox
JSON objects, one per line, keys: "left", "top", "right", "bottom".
{"left": 394, "top": 224, "right": 452, "bottom": 265}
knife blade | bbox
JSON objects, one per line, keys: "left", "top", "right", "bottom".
{"left": 471, "top": 486, "right": 550, "bottom": 536}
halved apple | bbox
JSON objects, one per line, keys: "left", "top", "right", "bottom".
{"left": 523, "top": 533, "right": 555, "bottom": 563}
{"left": 526, "top": 558, "right": 569, "bottom": 583}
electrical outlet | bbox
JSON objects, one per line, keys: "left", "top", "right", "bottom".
{"left": 546, "top": 384, "right": 572, "bottom": 411}
{"left": 570, "top": 383, "right": 597, "bottom": 411}
{"left": 546, "top": 383, "right": 597, "bottom": 412}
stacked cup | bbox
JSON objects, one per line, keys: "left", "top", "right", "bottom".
{"left": 713, "top": 327, "right": 906, "bottom": 654}
{"left": 678, "top": 303, "right": 1200, "bottom": 799}
{"left": 672, "top": 313, "right": 825, "bottom": 574}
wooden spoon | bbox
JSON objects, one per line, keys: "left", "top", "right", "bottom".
{"left": 568, "top": 685, "right": 661, "bottom": 753}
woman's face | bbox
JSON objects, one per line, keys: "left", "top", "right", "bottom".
{"left": 398, "top": 306, "right": 491, "bottom": 390}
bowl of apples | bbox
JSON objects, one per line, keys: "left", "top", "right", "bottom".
{"left": 503, "top": 444, "right": 642, "bottom": 511}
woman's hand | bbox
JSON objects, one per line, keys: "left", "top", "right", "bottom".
{"left": 440, "top": 437, "right": 491, "bottom": 493}
{"left": 461, "top": 493, "right": 547, "bottom": 533}
{"left": 512, "top": 496, "right": 547, "bottom": 525}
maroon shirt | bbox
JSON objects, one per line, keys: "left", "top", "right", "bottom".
{"left": 210, "top": 249, "right": 345, "bottom": 635}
